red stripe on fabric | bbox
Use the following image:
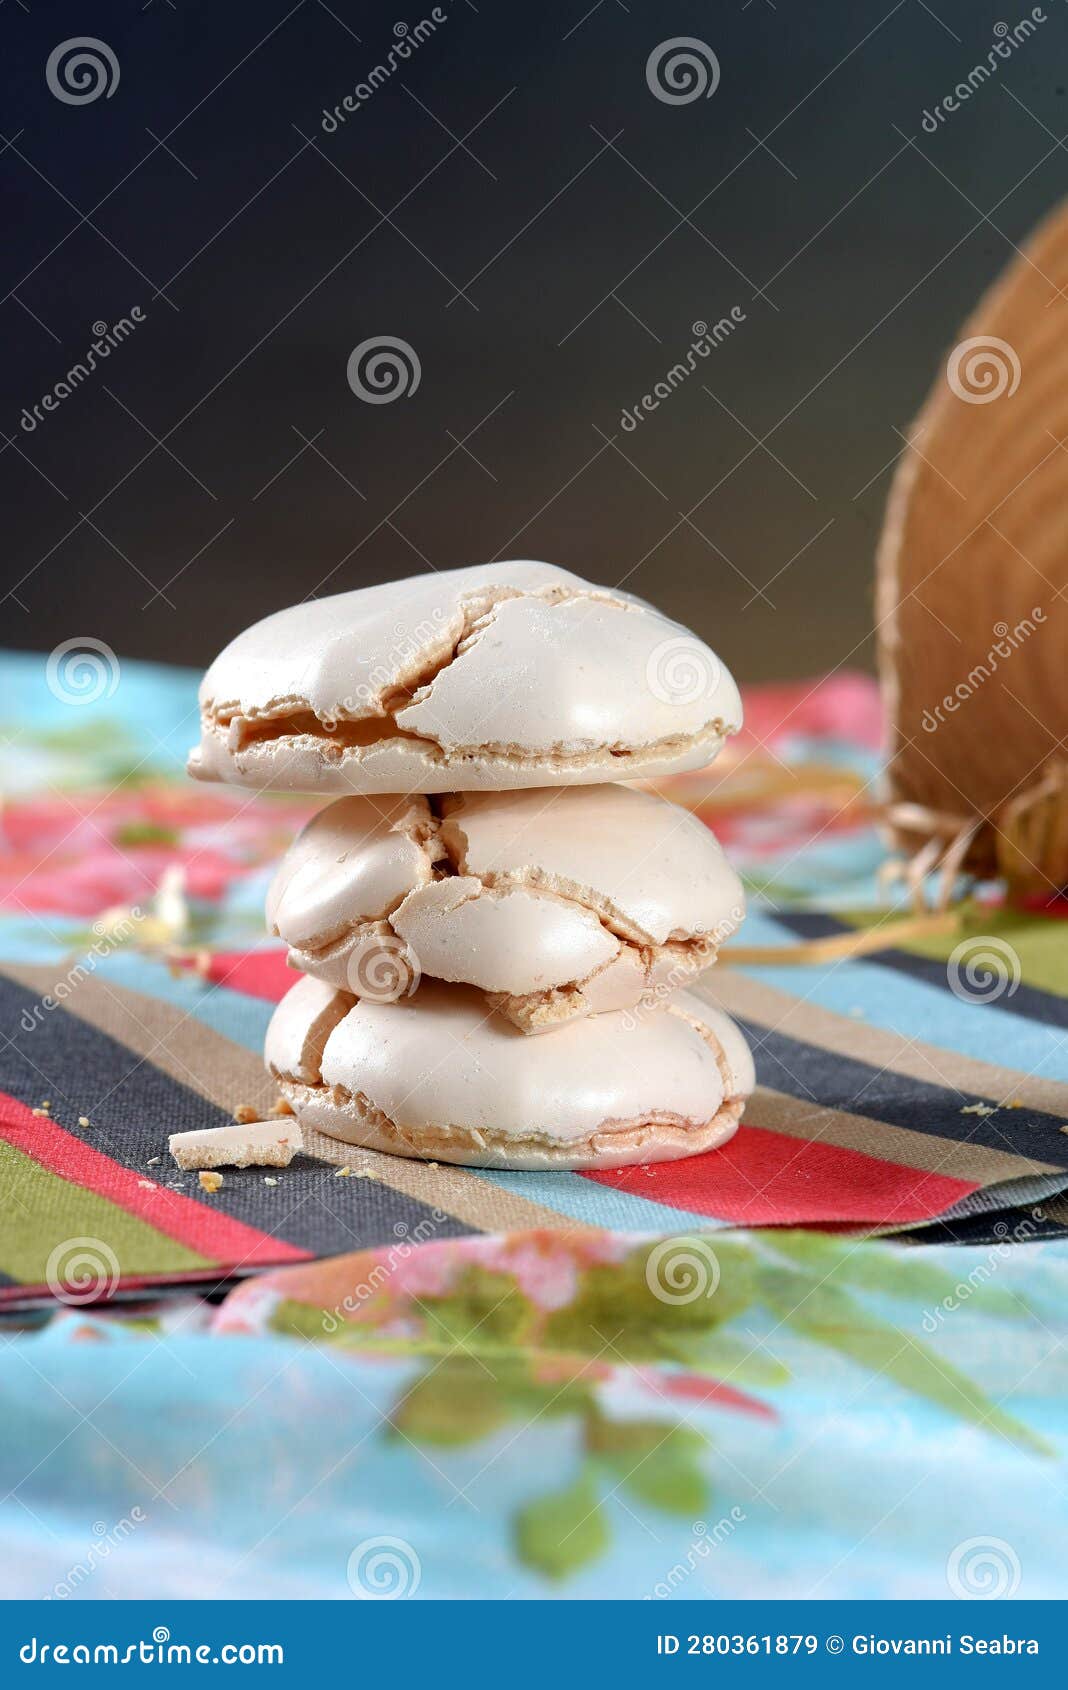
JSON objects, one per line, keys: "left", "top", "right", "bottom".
{"left": 202, "top": 949, "right": 293, "bottom": 1003}
{"left": 582, "top": 1124, "right": 978, "bottom": 1225}
{"left": 635, "top": 1367, "right": 776, "bottom": 1420}
{"left": 0, "top": 1091, "right": 309, "bottom": 1268}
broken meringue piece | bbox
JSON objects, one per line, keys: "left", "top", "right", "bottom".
{"left": 169, "top": 1118, "right": 303, "bottom": 1171}
{"left": 264, "top": 974, "right": 753, "bottom": 1171}
{"left": 266, "top": 783, "right": 745, "bottom": 1031}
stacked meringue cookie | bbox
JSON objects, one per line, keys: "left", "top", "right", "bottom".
{"left": 189, "top": 561, "right": 754, "bottom": 1171}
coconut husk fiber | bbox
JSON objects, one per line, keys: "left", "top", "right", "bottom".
{"left": 876, "top": 198, "right": 1068, "bottom": 897}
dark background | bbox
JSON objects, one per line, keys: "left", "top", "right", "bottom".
{"left": 2, "top": 0, "right": 1066, "bottom": 681}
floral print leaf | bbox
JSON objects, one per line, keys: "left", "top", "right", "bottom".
{"left": 391, "top": 1360, "right": 510, "bottom": 1447}
{"left": 619, "top": 1443, "right": 708, "bottom": 1516}
{"left": 759, "top": 1277, "right": 1047, "bottom": 1454}
{"left": 828, "top": 1328, "right": 1049, "bottom": 1456}
{"left": 270, "top": 1298, "right": 346, "bottom": 1343}
{"left": 114, "top": 822, "right": 181, "bottom": 847}
{"left": 656, "top": 1330, "right": 791, "bottom": 1385}
{"left": 589, "top": 1417, "right": 709, "bottom": 1515}
{"left": 418, "top": 1271, "right": 530, "bottom": 1349}
{"left": 765, "top": 1232, "right": 1029, "bottom": 1315}
{"left": 515, "top": 1471, "right": 609, "bottom": 1580}
{"left": 542, "top": 1246, "right": 756, "bottom": 1365}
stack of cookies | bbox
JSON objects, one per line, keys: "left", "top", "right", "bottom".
{"left": 189, "top": 561, "right": 753, "bottom": 1171}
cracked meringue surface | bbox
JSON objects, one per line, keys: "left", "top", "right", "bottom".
{"left": 264, "top": 973, "right": 754, "bottom": 1171}
{"left": 265, "top": 783, "right": 745, "bottom": 1032}
{"left": 188, "top": 560, "right": 741, "bottom": 793}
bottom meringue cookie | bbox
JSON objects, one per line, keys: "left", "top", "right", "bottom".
{"left": 264, "top": 973, "right": 754, "bottom": 1171}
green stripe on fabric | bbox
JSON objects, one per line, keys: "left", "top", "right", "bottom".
{"left": 841, "top": 905, "right": 1068, "bottom": 997}
{"left": 0, "top": 1138, "right": 211, "bottom": 1287}
{"left": 906, "top": 911, "right": 1068, "bottom": 997}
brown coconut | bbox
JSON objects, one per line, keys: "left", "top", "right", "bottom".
{"left": 876, "top": 199, "right": 1068, "bottom": 895}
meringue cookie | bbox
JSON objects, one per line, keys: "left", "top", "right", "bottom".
{"left": 266, "top": 784, "right": 745, "bottom": 1032}
{"left": 265, "top": 973, "right": 754, "bottom": 1170}
{"left": 189, "top": 561, "right": 741, "bottom": 794}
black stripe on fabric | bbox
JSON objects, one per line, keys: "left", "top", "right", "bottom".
{"left": 773, "top": 911, "right": 1068, "bottom": 1031}
{"left": 734, "top": 1012, "right": 1068, "bottom": 1171}
{"left": 0, "top": 972, "right": 474, "bottom": 1257}
{"left": 899, "top": 1206, "right": 1068, "bottom": 1246}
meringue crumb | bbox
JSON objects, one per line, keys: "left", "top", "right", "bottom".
{"left": 269, "top": 1097, "right": 295, "bottom": 1117}
{"left": 147, "top": 1157, "right": 160, "bottom": 1166}
{"left": 353, "top": 1167, "right": 379, "bottom": 1181}
{"left": 264, "top": 1176, "right": 278, "bottom": 1186}
{"left": 334, "top": 1166, "right": 352, "bottom": 1178}
{"left": 78, "top": 1116, "right": 90, "bottom": 1127}
{"left": 199, "top": 1170, "right": 224, "bottom": 1194}
{"left": 233, "top": 1104, "right": 259, "bottom": 1124}
{"left": 32, "top": 1108, "right": 48, "bottom": 1117}
{"left": 137, "top": 1179, "right": 155, "bottom": 1190}
{"left": 962, "top": 1102, "right": 995, "bottom": 1117}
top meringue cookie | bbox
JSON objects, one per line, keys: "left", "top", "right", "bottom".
{"left": 188, "top": 561, "right": 741, "bottom": 794}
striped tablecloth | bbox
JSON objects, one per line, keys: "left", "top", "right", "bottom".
{"left": 3, "top": 650, "right": 1067, "bottom": 1309}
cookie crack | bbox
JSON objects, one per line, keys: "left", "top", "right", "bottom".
{"left": 205, "top": 581, "right": 645, "bottom": 736}
{"left": 664, "top": 1000, "right": 735, "bottom": 1095}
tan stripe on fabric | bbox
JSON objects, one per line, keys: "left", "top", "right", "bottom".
{"left": 749, "top": 1086, "right": 1058, "bottom": 1184}
{"left": 704, "top": 971, "right": 1068, "bottom": 1129}
{"left": 1, "top": 964, "right": 568, "bottom": 1236}
{"left": 4, "top": 962, "right": 277, "bottom": 1116}
{"left": 1036, "top": 1193, "right": 1068, "bottom": 1226}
